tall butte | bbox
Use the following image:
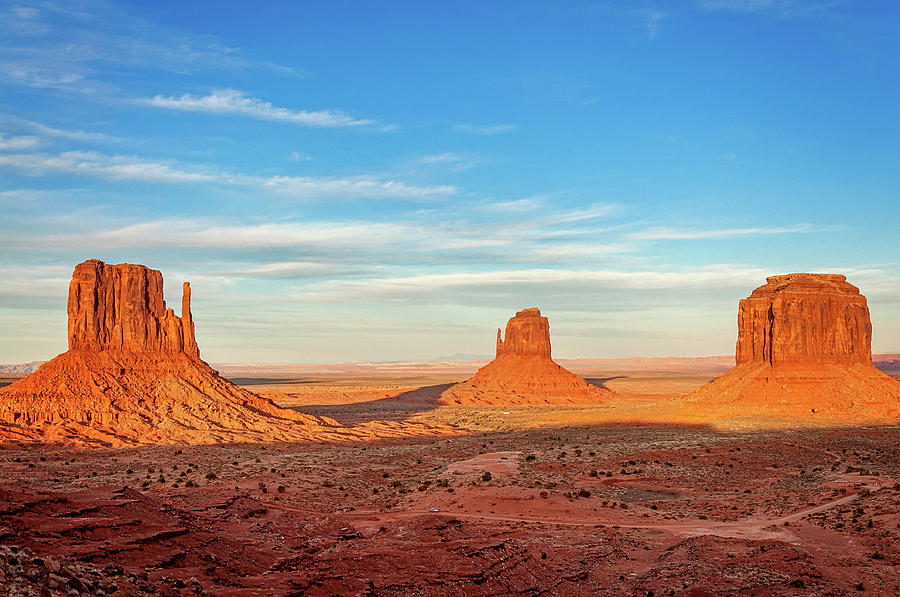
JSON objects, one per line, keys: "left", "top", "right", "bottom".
{"left": 0, "top": 259, "right": 350, "bottom": 447}
{"left": 441, "top": 308, "right": 613, "bottom": 405}
{"left": 673, "top": 273, "right": 900, "bottom": 425}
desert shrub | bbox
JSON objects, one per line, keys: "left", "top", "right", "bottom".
{"left": 589, "top": 470, "right": 598, "bottom": 477}
{"left": 788, "top": 579, "right": 805, "bottom": 588}
{"left": 482, "top": 471, "right": 493, "bottom": 482}
{"left": 205, "top": 472, "right": 217, "bottom": 480}
{"left": 525, "top": 454, "right": 536, "bottom": 461}
{"left": 578, "top": 488, "right": 591, "bottom": 498}
{"left": 540, "top": 491, "right": 548, "bottom": 498}
{"left": 277, "top": 485, "right": 286, "bottom": 493}
{"left": 185, "top": 480, "right": 196, "bottom": 488}
{"left": 391, "top": 480, "right": 401, "bottom": 488}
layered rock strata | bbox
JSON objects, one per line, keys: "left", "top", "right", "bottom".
{"left": 671, "top": 273, "right": 900, "bottom": 425}
{"left": 0, "top": 260, "right": 448, "bottom": 446}
{"left": 441, "top": 308, "right": 612, "bottom": 405}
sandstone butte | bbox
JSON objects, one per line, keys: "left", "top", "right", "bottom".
{"left": 0, "top": 259, "right": 446, "bottom": 447}
{"left": 440, "top": 308, "right": 613, "bottom": 405}
{"left": 665, "top": 273, "right": 900, "bottom": 426}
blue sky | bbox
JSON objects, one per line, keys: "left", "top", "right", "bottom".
{"left": 1, "top": 0, "right": 898, "bottom": 363}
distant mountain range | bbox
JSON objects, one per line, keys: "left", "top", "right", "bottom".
{"left": 0, "top": 362, "right": 45, "bottom": 375}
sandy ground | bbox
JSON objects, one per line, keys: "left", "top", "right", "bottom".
{"left": 2, "top": 359, "right": 900, "bottom": 595}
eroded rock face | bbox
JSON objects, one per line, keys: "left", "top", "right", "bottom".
{"left": 496, "top": 308, "right": 551, "bottom": 358}
{"left": 442, "top": 308, "right": 611, "bottom": 405}
{"left": 736, "top": 273, "right": 872, "bottom": 366}
{"left": 67, "top": 259, "right": 199, "bottom": 358}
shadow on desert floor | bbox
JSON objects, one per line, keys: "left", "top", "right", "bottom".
{"left": 291, "top": 382, "right": 457, "bottom": 425}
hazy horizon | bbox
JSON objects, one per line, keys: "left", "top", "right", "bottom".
{"left": 2, "top": 1, "right": 899, "bottom": 363}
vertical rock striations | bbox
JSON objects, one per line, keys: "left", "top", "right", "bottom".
{"left": 735, "top": 274, "right": 871, "bottom": 366}
{"left": 495, "top": 308, "right": 552, "bottom": 358}
{"left": 67, "top": 259, "right": 200, "bottom": 358}
{"left": 441, "top": 308, "right": 612, "bottom": 405}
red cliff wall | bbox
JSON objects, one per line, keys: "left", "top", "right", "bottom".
{"left": 735, "top": 273, "right": 872, "bottom": 366}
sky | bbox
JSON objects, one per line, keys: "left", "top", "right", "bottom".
{"left": 1, "top": 0, "right": 899, "bottom": 364}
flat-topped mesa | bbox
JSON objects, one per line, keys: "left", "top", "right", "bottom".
{"left": 67, "top": 259, "right": 200, "bottom": 358}
{"left": 496, "top": 307, "right": 552, "bottom": 358}
{"left": 735, "top": 273, "right": 872, "bottom": 366}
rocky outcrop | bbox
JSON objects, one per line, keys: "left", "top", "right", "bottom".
{"left": 495, "top": 308, "right": 552, "bottom": 358}
{"left": 736, "top": 274, "right": 871, "bottom": 366}
{"left": 67, "top": 259, "right": 199, "bottom": 357}
{"left": 441, "top": 308, "right": 612, "bottom": 405}
{"left": 669, "top": 273, "right": 900, "bottom": 426}
{"left": 0, "top": 259, "right": 451, "bottom": 446}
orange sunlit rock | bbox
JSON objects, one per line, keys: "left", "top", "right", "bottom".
{"left": 672, "top": 273, "right": 900, "bottom": 424}
{"left": 440, "top": 308, "right": 613, "bottom": 405}
{"left": 0, "top": 260, "right": 448, "bottom": 446}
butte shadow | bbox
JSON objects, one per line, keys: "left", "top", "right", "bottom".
{"left": 439, "top": 308, "right": 614, "bottom": 406}
{"left": 0, "top": 260, "right": 450, "bottom": 447}
{"left": 651, "top": 273, "right": 900, "bottom": 428}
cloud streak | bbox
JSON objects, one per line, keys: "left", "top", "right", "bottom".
{"left": 452, "top": 123, "right": 518, "bottom": 135}
{"left": 142, "top": 89, "right": 375, "bottom": 128}
{"left": 0, "top": 149, "right": 456, "bottom": 199}
{"left": 627, "top": 224, "right": 814, "bottom": 240}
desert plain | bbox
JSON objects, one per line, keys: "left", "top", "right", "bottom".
{"left": 2, "top": 355, "right": 900, "bottom": 595}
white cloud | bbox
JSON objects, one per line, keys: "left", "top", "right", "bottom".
{"left": 297, "top": 266, "right": 771, "bottom": 303}
{"left": 0, "top": 151, "right": 217, "bottom": 183}
{"left": 0, "top": 148, "right": 456, "bottom": 199}
{"left": 259, "top": 175, "right": 455, "bottom": 200}
{"left": 143, "top": 89, "right": 375, "bottom": 128}
{"left": 0, "top": 1, "right": 302, "bottom": 96}
{"left": 40, "top": 219, "right": 422, "bottom": 252}
{"left": 414, "top": 152, "right": 478, "bottom": 171}
{"left": 696, "top": 0, "right": 842, "bottom": 17}
{"left": 547, "top": 202, "right": 621, "bottom": 225}
{"left": 0, "top": 133, "right": 41, "bottom": 150}
{"left": 5, "top": 116, "right": 123, "bottom": 143}
{"left": 647, "top": 10, "right": 665, "bottom": 40}
{"left": 627, "top": 224, "right": 814, "bottom": 240}
{"left": 452, "top": 123, "right": 518, "bottom": 135}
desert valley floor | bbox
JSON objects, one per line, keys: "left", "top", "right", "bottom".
{"left": 2, "top": 358, "right": 900, "bottom": 596}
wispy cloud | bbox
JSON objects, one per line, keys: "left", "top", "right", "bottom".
{"left": 0, "top": 133, "right": 41, "bottom": 150}
{"left": 627, "top": 224, "right": 815, "bottom": 240}
{"left": 0, "top": 1, "right": 301, "bottom": 94}
{"left": 0, "top": 149, "right": 456, "bottom": 199}
{"left": 142, "top": 89, "right": 375, "bottom": 128}
{"left": 259, "top": 175, "right": 455, "bottom": 200}
{"left": 646, "top": 10, "right": 665, "bottom": 40}
{"left": 414, "top": 152, "right": 479, "bottom": 172}
{"left": 1, "top": 115, "right": 123, "bottom": 143}
{"left": 452, "top": 123, "right": 518, "bottom": 135}
{"left": 40, "top": 219, "right": 420, "bottom": 252}
{"left": 296, "top": 266, "right": 771, "bottom": 304}
{"left": 696, "top": 0, "right": 843, "bottom": 18}
{"left": 0, "top": 150, "right": 217, "bottom": 183}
